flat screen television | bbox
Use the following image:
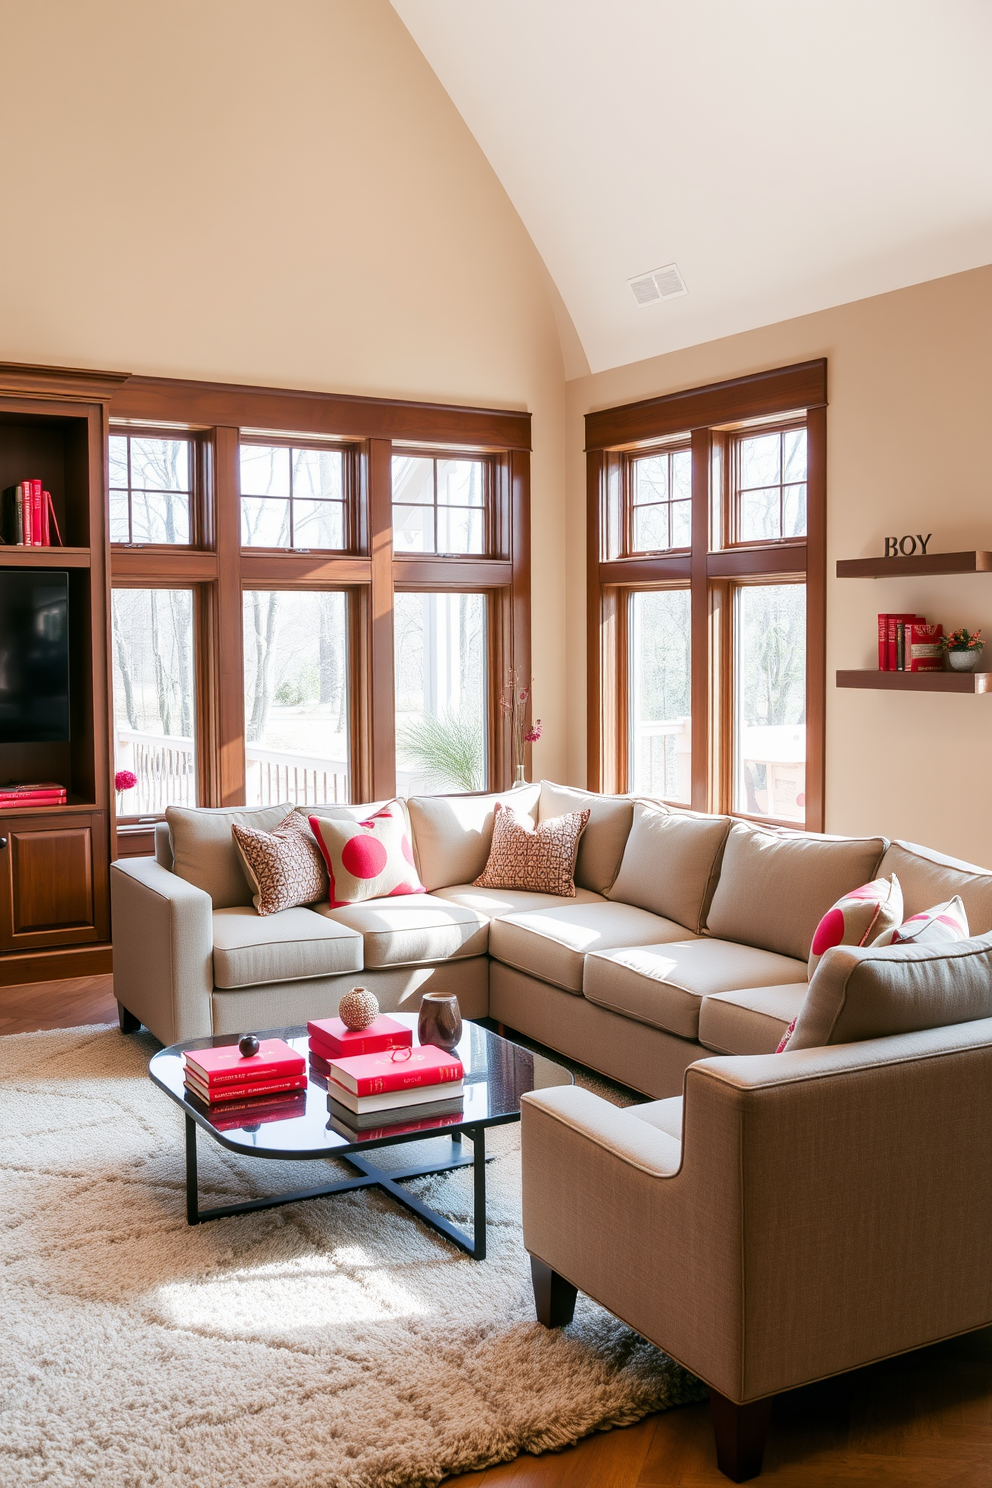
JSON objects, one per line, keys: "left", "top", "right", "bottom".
{"left": 0, "top": 570, "right": 70, "bottom": 742}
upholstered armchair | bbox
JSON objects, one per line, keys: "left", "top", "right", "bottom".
{"left": 521, "top": 1014, "right": 992, "bottom": 1480}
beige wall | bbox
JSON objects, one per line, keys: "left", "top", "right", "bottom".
{"left": 0, "top": 0, "right": 569, "bottom": 781}
{"left": 566, "top": 265, "right": 992, "bottom": 865}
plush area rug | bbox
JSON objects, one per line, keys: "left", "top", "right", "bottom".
{"left": 0, "top": 1025, "right": 705, "bottom": 1487}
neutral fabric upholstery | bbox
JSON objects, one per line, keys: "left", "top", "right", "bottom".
{"left": 490, "top": 901, "right": 694, "bottom": 993}
{"left": 538, "top": 780, "right": 633, "bottom": 893}
{"left": 407, "top": 785, "right": 540, "bottom": 891}
{"left": 166, "top": 803, "right": 292, "bottom": 908}
{"left": 211, "top": 906, "right": 363, "bottom": 989}
{"left": 878, "top": 839, "right": 992, "bottom": 933}
{"left": 697, "top": 983, "right": 807, "bottom": 1055}
{"left": 109, "top": 857, "right": 214, "bottom": 1045}
{"left": 704, "top": 822, "right": 887, "bottom": 961}
{"left": 630, "top": 1096, "right": 683, "bottom": 1142}
{"left": 521, "top": 1022, "right": 992, "bottom": 1403}
{"left": 154, "top": 821, "right": 173, "bottom": 871}
{"left": 786, "top": 935, "right": 992, "bottom": 1050}
{"left": 583, "top": 940, "right": 804, "bottom": 1041}
{"left": 319, "top": 892, "right": 489, "bottom": 967}
{"left": 608, "top": 803, "right": 731, "bottom": 933}
{"left": 434, "top": 883, "right": 605, "bottom": 915}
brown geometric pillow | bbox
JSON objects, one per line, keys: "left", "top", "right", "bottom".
{"left": 473, "top": 801, "right": 590, "bottom": 897}
{"left": 232, "top": 811, "right": 328, "bottom": 916}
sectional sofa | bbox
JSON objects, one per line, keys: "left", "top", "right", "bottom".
{"left": 110, "top": 781, "right": 992, "bottom": 1098}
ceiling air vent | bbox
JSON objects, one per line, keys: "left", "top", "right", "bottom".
{"left": 628, "top": 263, "right": 687, "bottom": 306}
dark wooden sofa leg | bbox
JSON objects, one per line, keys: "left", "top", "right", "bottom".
{"left": 709, "top": 1389, "right": 774, "bottom": 1482}
{"left": 530, "top": 1257, "right": 577, "bottom": 1327}
{"left": 117, "top": 1001, "right": 141, "bottom": 1034}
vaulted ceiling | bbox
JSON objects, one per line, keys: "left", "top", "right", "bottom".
{"left": 391, "top": 0, "right": 992, "bottom": 374}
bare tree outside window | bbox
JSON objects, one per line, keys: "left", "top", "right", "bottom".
{"left": 734, "top": 583, "right": 806, "bottom": 822}
{"left": 109, "top": 435, "right": 191, "bottom": 545}
{"left": 112, "top": 588, "right": 196, "bottom": 812}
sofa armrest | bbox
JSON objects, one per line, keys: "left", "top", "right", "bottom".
{"left": 522, "top": 1087, "right": 681, "bottom": 1177}
{"left": 110, "top": 858, "right": 213, "bottom": 1046}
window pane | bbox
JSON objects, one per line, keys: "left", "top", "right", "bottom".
{"left": 109, "top": 433, "right": 192, "bottom": 546}
{"left": 129, "top": 437, "right": 189, "bottom": 492}
{"left": 392, "top": 456, "right": 434, "bottom": 505}
{"left": 739, "top": 433, "right": 780, "bottom": 489}
{"left": 131, "top": 490, "right": 190, "bottom": 545}
{"left": 292, "top": 448, "right": 343, "bottom": 502}
{"left": 670, "top": 499, "right": 691, "bottom": 549}
{"left": 783, "top": 483, "right": 807, "bottom": 538}
{"left": 241, "top": 495, "right": 291, "bottom": 547}
{"left": 633, "top": 455, "right": 667, "bottom": 505}
{"left": 112, "top": 588, "right": 196, "bottom": 813}
{"left": 437, "top": 504, "right": 483, "bottom": 554}
{"left": 437, "top": 459, "right": 484, "bottom": 508}
{"left": 243, "top": 591, "right": 349, "bottom": 806}
{"left": 671, "top": 449, "right": 691, "bottom": 502}
{"left": 739, "top": 487, "right": 780, "bottom": 543}
{"left": 783, "top": 428, "right": 807, "bottom": 483}
{"left": 109, "top": 435, "right": 129, "bottom": 488}
{"left": 240, "top": 445, "right": 290, "bottom": 497}
{"left": 393, "top": 503, "right": 434, "bottom": 552}
{"left": 633, "top": 504, "right": 669, "bottom": 552}
{"left": 629, "top": 590, "right": 691, "bottom": 802}
{"left": 394, "top": 591, "right": 486, "bottom": 794}
{"left": 109, "top": 490, "right": 130, "bottom": 543}
{"left": 293, "top": 499, "right": 344, "bottom": 549}
{"left": 734, "top": 584, "right": 805, "bottom": 823}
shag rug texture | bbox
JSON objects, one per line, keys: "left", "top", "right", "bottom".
{"left": 1, "top": 1025, "right": 705, "bottom": 1487}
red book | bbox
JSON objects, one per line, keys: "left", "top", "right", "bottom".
{"left": 328, "top": 1044, "right": 464, "bottom": 1097}
{"left": 909, "top": 622, "right": 943, "bottom": 672}
{"left": 45, "top": 491, "right": 63, "bottom": 547}
{"left": 0, "top": 794, "right": 66, "bottom": 807}
{"left": 307, "top": 1013, "right": 412, "bottom": 1060}
{"left": 877, "top": 614, "right": 889, "bottom": 670}
{"left": 887, "top": 614, "right": 922, "bottom": 671}
{"left": 23, "top": 483, "right": 33, "bottom": 546}
{"left": 184, "top": 1073, "right": 308, "bottom": 1103}
{"left": 183, "top": 1037, "right": 304, "bottom": 1087}
{"left": 31, "top": 481, "right": 43, "bottom": 547}
{"left": 40, "top": 488, "right": 50, "bottom": 546}
{"left": 0, "top": 783, "right": 66, "bottom": 800}
{"left": 207, "top": 1092, "right": 308, "bottom": 1129}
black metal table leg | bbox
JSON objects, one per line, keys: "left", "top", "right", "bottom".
{"left": 472, "top": 1124, "right": 487, "bottom": 1260}
{"left": 185, "top": 1114, "right": 199, "bottom": 1225}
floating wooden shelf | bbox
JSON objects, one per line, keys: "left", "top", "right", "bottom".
{"left": 0, "top": 546, "right": 90, "bottom": 567}
{"left": 837, "top": 670, "right": 992, "bottom": 693}
{"left": 837, "top": 551, "right": 992, "bottom": 578}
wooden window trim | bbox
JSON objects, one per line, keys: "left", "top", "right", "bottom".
{"left": 587, "top": 362, "right": 826, "bottom": 831}
{"left": 108, "top": 375, "right": 531, "bottom": 813}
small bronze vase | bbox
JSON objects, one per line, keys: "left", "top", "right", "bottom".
{"left": 418, "top": 992, "right": 462, "bottom": 1051}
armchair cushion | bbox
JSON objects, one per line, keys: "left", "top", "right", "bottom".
{"left": 607, "top": 802, "right": 731, "bottom": 933}
{"left": 697, "top": 983, "right": 808, "bottom": 1055}
{"left": 166, "top": 803, "right": 292, "bottom": 908}
{"left": 538, "top": 780, "right": 633, "bottom": 893}
{"left": 211, "top": 906, "right": 363, "bottom": 989}
{"left": 584, "top": 939, "right": 804, "bottom": 1041}
{"left": 317, "top": 892, "right": 489, "bottom": 968}
{"left": 406, "top": 785, "right": 540, "bottom": 891}
{"left": 704, "top": 821, "right": 887, "bottom": 961}
{"left": 489, "top": 900, "right": 694, "bottom": 993}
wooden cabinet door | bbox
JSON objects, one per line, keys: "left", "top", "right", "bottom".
{"left": 0, "top": 812, "right": 109, "bottom": 950}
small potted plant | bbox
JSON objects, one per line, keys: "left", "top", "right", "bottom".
{"left": 942, "top": 627, "right": 984, "bottom": 673}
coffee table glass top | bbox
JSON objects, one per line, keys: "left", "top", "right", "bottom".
{"left": 149, "top": 1015, "right": 572, "bottom": 1159}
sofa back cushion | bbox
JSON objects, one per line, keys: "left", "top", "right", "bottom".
{"left": 607, "top": 802, "right": 731, "bottom": 933}
{"left": 704, "top": 822, "right": 887, "bottom": 962}
{"left": 166, "top": 803, "right": 292, "bottom": 908}
{"left": 787, "top": 935, "right": 992, "bottom": 1049}
{"left": 538, "top": 780, "right": 633, "bottom": 893}
{"left": 878, "top": 840, "right": 992, "bottom": 934}
{"left": 407, "top": 784, "right": 541, "bottom": 891}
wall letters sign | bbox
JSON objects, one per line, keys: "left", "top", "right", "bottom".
{"left": 884, "top": 534, "right": 932, "bottom": 557}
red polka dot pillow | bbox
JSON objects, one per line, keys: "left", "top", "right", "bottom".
{"left": 308, "top": 801, "right": 425, "bottom": 908}
{"left": 806, "top": 874, "right": 904, "bottom": 980}
{"left": 870, "top": 894, "right": 969, "bottom": 948}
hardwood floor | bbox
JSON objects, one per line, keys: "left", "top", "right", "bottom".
{"left": 4, "top": 979, "right": 991, "bottom": 1486}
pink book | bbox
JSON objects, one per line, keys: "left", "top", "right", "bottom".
{"left": 307, "top": 1013, "right": 412, "bottom": 1059}
{"left": 31, "top": 480, "right": 43, "bottom": 547}
{"left": 185, "top": 1074, "right": 307, "bottom": 1103}
{"left": 329, "top": 1044, "right": 464, "bottom": 1097}
{"left": 183, "top": 1037, "right": 304, "bottom": 1087}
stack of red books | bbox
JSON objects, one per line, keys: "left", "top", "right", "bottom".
{"left": 307, "top": 1012, "right": 412, "bottom": 1062}
{"left": 0, "top": 480, "right": 62, "bottom": 546}
{"left": 0, "top": 782, "right": 67, "bottom": 808}
{"left": 182, "top": 1038, "right": 307, "bottom": 1107}
{"left": 324, "top": 1044, "right": 465, "bottom": 1129}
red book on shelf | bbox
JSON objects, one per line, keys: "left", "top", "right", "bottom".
{"left": 0, "top": 783, "right": 66, "bottom": 800}
{"left": 0, "top": 794, "right": 66, "bottom": 807}
{"left": 45, "top": 491, "right": 63, "bottom": 546}
{"left": 23, "top": 483, "right": 33, "bottom": 546}
{"left": 328, "top": 1044, "right": 463, "bottom": 1097}
{"left": 909, "top": 622, "right": 944, "bottom": 672}
{"left": 877, "top": 614, "right": 889, "bottom": 670}
{"left": 31, "top": 481, "right": 43, "bottom": 547}
{"left": 184, "top": 1073, "right": 308, "bottom": 1103}
{"left": 886, "top": 613, "right": 923, "bottom": 671}
{"left": 307, "top": 1013, "right": 412, "bottom": 1060}
{"left": 40, "top": 487, "right": 50, "bottom": 546}
{"left": 183, "top": 1037, "right": 304, "bottom": 1087}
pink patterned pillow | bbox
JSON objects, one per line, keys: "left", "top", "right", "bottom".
{"left": 871, "top": 895, "right": 969, "bottom": 947}
{"left": 474, "top": 801, "right": 590, "bottom": 896}
{"left": 806, "top": 874, "right": 903, "bottom": 979}
{"left": 308, "top": 802, "right": 425, "bottom": 908}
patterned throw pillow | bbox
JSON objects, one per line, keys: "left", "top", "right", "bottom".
{"left": 232, "top": 811, "right": 328, "bottom": 917}
{"left": 871, "top": 895, "right": 969, "bottom": 947}
{"left": 806, "top": 874, "right": 903, "bottom": 979}
{"left": 473, "top": 801, "right": 590, "bottom": 897}
{"left": 308, "top": 801, "right": 426, "bottom": 908}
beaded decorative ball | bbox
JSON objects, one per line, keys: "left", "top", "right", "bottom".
{"left": 338, "top": 987, "right": 380, "bottom": 1031}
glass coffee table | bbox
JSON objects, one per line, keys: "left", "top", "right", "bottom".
{"left": 149, "top": 1015, "right": 571, "bottom": 1260}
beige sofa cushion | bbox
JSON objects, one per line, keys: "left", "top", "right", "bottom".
{"left": 434, "top": 883, "right": 605, "bottom": 915}
{"left": 583, "top": 938, "right": 805, "bottom": 1041}
{"left": 318, "top": 892, "right": 489, "bottom": 968}
{"left": 704, "top": 822, "right": 887, "bottom": 962}
{"left": 607, "top": 803, "right": 731, "bottom": 933}
{"left": 786, "top": 936, "right": 992, "bottom": 1050}
{"left": 697, "top": 983, "right": 808, "bottom": 1055}
{"left": 630, "top": 1096, "right": 683, "bottom": 1142}
{"left": 407, "top": 785, "right": 540, "bottom": 891}
{"left": 878, "top": 840, "right": 992, "bottom": 933}
{"left": 168, "top": 804, "right": 292, "bottom": 908}
{"left": 538, "top": 781, "right": 633, "bottom": 893}
{"left": 212, "top": 906, "right": 363, "bottom": 989}
{"left": 489, "top": 901, "right": 694, "bottom": 994}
